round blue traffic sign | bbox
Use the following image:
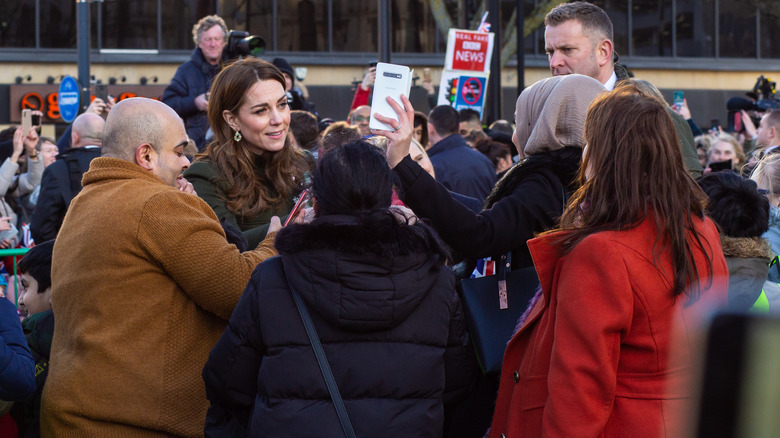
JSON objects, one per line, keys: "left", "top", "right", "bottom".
{"left": 58, "top": 76, "right": 81, "bottom": 123}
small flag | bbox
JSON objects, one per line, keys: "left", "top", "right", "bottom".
{"left": 477, "top": 12, "right": 491, "bottom": 33}
{"left": 471, "top": 257, "right": 496, "bottom": 278}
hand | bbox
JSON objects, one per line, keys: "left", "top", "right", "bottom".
{"left": 11, "top": 127, "right": 24, "bottom": 161}
{"left": 389, "top": 205, "right": 418, "bottom": 225}
{"left": 0, "top": 239, "right": 11, "bottom": 250}
{"left": 673, "top": 98, "right": 692, "bottom": 119}
{"left": 302, "top": 206, "right": 315, "bottom": 224}
{"left": 361, "top": 67, "right": 376, "bottom": 90}
{"left": 195, "top": 93, "right": 209, "bottom": 112}
{"left": 23, "top": 121, "right": 39, "bottom": 153}
{"left": 0, "top": 217, "right": 12, "bottom": 232}
{"left": 86, "top": 98, "right": 108, "bottom": 115}
{"left": 177, "top": 177, "right": 196, "bottom": 195}
{"left": 287, "top": 204, "right": 308, "bottom": 225}
{"left": 742, "top": 110, "right": 757, "bottom": 138}
{"left": 372, "top": 94, "right": 415, "bottom": 168}
{"left": 267, "top": 216, "right": 282, "bottom": 235}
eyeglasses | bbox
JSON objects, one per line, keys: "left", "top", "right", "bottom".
{"left": 352, "top": 116, "right": 370, "bottom": 123}
{"left": 758, "top": 189, "right": 771, "bottom": 195}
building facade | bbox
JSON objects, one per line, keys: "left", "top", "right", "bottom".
{"left": 2, "top": 0, "right": 780, "bottom": 130}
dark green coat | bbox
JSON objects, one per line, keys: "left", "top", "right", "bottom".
{"left": 185, "top": 160, "right": 295, "bottom": 249}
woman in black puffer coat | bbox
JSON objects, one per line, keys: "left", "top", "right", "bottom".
{"left": 202, "top": 141, "right": 475, "bottom": 438}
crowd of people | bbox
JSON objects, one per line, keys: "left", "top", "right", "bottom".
{"left": 0, "top": 1, "right": 778, "bottom": 437}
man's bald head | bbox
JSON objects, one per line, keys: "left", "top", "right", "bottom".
{"left": 102, "top": 98, "right": 183, "bottom": 162}
{"left": 71, "top": 113, "right": 105, "bottom": 148}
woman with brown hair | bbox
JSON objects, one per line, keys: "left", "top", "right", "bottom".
{"left": 185, "top": 58, "right": 311, "bottom": 248}
{"left": 488, "top": 83, "right": 729, "bottom": 437}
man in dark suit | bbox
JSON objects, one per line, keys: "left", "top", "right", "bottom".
{"left": 425, "top": 105, "right": 496, "bottom": 202}
{"left": 30, "top": 113, "right": 103, "bottom": 243}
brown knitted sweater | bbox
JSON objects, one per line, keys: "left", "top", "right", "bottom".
{"left": 40, "top": 157, "right": 278, "bottom": 437}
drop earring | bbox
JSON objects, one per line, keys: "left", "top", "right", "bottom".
{"left": 234, "top": 130, "right": 242, "bottom": 142}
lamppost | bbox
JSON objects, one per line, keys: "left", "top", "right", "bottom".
{"left": 77, "top": 0, "right": 102, "bottom": 113}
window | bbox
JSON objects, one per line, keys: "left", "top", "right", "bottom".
{"left": 332, "top": 1, "right": 377, "bottom": 52}
{"left": 631, "top": 0, "right": 672, "bottom": 57}
{"left": 0, "top": 2, "right": 35, "bottom": 48}
{"left": 222, "top": 0, "right": 274, "bottom": 51}
{"left": 40, "top": 0, "right": 78, "bottom": 48}
{"left": 101, "top": 0, "right": 158, "bottom": 50}
{"left": 676, "top": 0, "right": 715, "bottom": 57}
{"left": 759, "top": 2, "right": 780, "bottom": 59}
{"left": 278, "top": 0, "right": 327, "bottom": 52}
{"left": 592, "top": 0, "right": 628, "bottom": 57}
{"left": 2, "top": 0, "right": 780, "bottom": 65}
{"left": 392, "top": 0, "right": 444, "bottom": 53}
{"left": 719, "top": 1, "right": 756, "bottom": 58}
{"left": 162, "top": 0, "right": 215, "bottom": 51}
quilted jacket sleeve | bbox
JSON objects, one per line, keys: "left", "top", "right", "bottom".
{"left": 203, "top": 262, "right": 269, "bottom": 434}
{"left": 0, "top": 299, "right": 36, "bottom": 401}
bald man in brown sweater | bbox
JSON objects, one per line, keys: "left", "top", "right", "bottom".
{"left": 40, "top": 98, "right": 280, "bottom": 437}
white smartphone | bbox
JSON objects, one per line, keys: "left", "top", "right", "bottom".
{"left": 369, "top": 62, "right": 413, "bottom": 131}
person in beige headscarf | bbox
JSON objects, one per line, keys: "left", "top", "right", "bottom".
{"left": 381, "top": 74, "right": 605, "bottom": 270}
{"left": 375, "top": 74, "right": 604, "bottom": 433}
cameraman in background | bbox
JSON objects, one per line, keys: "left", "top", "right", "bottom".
{"left": 162, "top": 15, "right": 228, "bottom": 151}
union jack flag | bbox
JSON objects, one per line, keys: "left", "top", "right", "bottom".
{"left": 477, "top": 12, "right": 491, "bottom": 33}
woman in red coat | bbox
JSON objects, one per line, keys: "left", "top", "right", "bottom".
{"left": 488, "top": 81, "right": 730, "bottom": 438}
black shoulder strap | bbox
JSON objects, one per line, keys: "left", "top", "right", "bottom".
{"left": 64, "top": 154, "right": 84, "bottom": 201}
{"left": 286, "top": 272, "right": 356, "bottom": 438}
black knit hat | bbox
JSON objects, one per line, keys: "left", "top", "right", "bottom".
{"left": 272, "top": 58, "right": 294, "bottom": 81}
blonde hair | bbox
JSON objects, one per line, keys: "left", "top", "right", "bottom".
{"left": 752, "top": 153, "right": 780, "bottom": 200}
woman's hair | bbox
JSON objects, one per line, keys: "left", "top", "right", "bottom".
{"left": 36, "top": 136, "right": 56, "bottom": 152}
{"left": 199, "top": 58, "right": 309, "bottom": 217}
{"left": 475, "top": 139, "right": 512, "bottom": 170}
{"left": 695, "top": 134, "right": 714, "bottom": 154}
{"left": 366, "top": 135, "right": 388, "bottom": 153}
{"left": 623, "top": 78, "right": 665, "bottom": 102}
{"left": 557, "top": 81, "right": 711, "bottom": 299}
{"left": 319, "top": 121, "right": 362, "bottom": 155}
{"left": 751, "top": 153, "right": 780, "bottom": 199}
{"left": 313, "top": 140, "right": 393, "bottom": 216}
{"left": 711, "top": 133, "right": 745, "bottom": 167}
{"left": 698, "top": 171, "right": 769, "bottom": 238}
{"left": 463, "top": 129, "right": 489, "bottom": 147}
{"left": 413, "top": 111, "right": 430, "bottom": 147}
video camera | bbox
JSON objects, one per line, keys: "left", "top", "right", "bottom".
{"left": 725, "top": 75, "right": 780, "bottom": 132}
{"left": 752, "top": 75, "right": 780, "bottom": 111}
{"left": 225, "top": 30, "right": 265, "bottom": 60}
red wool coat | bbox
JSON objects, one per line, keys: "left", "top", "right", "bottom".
{"left": 489, "top": 215, "right": 729, "bottom": 438}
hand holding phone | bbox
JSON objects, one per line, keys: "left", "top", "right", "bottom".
{"left": 21, "top": 109, "right": 32, "bottom": 135}
{"left": 284, "top": 189, "right": 310, "bottom": 226}
{"left": 95, "top": 84, "right": 108, "bottom": 103}
{"left": 673, "top": 91, "right": 684, "bottom": 108}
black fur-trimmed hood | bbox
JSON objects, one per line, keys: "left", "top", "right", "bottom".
{"left": 276, "top": 213, "right": 449, "bottom": 259}
{"left": 275, "top": 213, "right": 452, "bottom": 332}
